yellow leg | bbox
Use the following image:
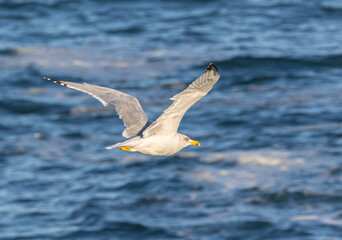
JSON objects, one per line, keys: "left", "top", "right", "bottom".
{"left": 119, "top": 146, "right": 133, "bottom": 152}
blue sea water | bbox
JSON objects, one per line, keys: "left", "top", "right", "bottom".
{"left": 1, "top": 0, "right": 342, "bottom": 239}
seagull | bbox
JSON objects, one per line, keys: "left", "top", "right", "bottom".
{"left": 45, "top": 63, "right": 220, "bottom": 156}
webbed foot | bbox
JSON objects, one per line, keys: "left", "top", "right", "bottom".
{"left": 119, "top": 146, "right": 133, "bottom": 152}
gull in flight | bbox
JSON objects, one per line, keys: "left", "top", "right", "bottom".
{"left": 45, "top": 63, "right": 220, "bottom": 156}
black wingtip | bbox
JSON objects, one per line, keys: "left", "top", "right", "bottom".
{"left": 206, "top": 63, "right": 218, "bottom": 73}
{"left": 44, "top": 77, "right": 68, "bottom": 86}
{"left": 44, "top": 76, "right": 54, "bottom": 81}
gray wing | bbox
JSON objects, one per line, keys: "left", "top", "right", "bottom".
{"left": 143, "top": 63, "right": 220, "bottom": 137}
{"left": 45, "top": 77, "right": 149, "bottom": 138}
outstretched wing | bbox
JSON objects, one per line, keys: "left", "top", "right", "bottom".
{"left": 143, "top": 63, "right": 220, "bottom": 137}
{"left": 45, "top": 77, "right": 149, "bottom": 138}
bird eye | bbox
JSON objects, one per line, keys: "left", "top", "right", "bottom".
{"left": 185, "top": 137, "right": 189, "bottom": 141}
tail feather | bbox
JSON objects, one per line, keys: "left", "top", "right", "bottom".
{"left": 105, "top": 137, "right": 142, "bottom": 150}
{"left": 105, "top": 143, "right": 124, "bottom": 149}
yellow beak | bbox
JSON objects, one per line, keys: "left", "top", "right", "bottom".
{"left": 190, "top": 140, "right": 200, "bottom": 146}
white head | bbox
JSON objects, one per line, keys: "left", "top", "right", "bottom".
{"left": 180, "top": 134, "right": 200, "bottom": 147}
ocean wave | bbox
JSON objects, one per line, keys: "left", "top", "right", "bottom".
{"left": 0, "top": 0, "right": 76, "bottom": 9}
{"left": 198, "top": 150, "right": 304, "bottom": 166}
{"left": 60, "top": 220, "right": 174, "bottom": 239}
{"left": 0, "top": 98, "right": 67, "bottom": 115}
{"left": 105, "top": 25, "right": 145, "bottom": 35}
{"left": 320, "top": 2, "right": 342, "bottom": 14}
{"left": 216, "top": 54, "right": 342, "bottom": 71}
{"left": 292, "top": 212, "right": 342, "bottom": 227}
{"left": 247, "top": 189, "right": 342, "bottom": 205}
{"left": 0, "top": 48, "right": 17, "bottom": 56}
{"left": 62, "top": 200, "right": 175, "bottom": 238}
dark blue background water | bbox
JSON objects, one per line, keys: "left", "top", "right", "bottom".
{"left": 1, "top": 0, "right": 342, "bottom": 239}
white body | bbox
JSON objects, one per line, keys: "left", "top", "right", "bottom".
{"left": 109, "top": 134, "right": 192, "bottom": 156}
